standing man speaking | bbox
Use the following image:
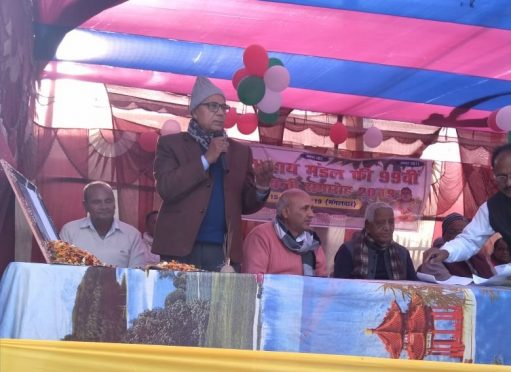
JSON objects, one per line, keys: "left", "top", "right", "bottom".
{"left": 152, "top": 77, "right": 273, "bottom": 271}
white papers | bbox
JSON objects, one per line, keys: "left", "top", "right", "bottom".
{"left": 494, "top": 263, "right": 511, "bottom": 275}
{"left": 417, "top": 272, "right": 473, "bottom": 286}
{"left": 418, "top": 264, "right": 511, "bottom": 287}
{"left": 472, "top": 264, "right": 511, "bottom": 286}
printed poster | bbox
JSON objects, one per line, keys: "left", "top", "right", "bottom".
{"left": 247, "top": 143, "right": 432, "bottom": 231}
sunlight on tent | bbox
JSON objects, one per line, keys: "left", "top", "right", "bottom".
{"left": 55, "top": 29, "right": 110, "bottom": 61}
{"left": 421, "top": 128, "right": 461, "bottom": 163}
{"left": 35, "top": 79, "right": 112, "bottom": 128}
{"left": 34, "top": 79, "right": 260, "bottom": 142}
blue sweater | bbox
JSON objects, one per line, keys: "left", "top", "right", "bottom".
{"left": 196, "top": 161, "right": 226, "bottom": 244}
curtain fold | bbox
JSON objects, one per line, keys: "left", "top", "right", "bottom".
{"left": 0, "top": 0, "right": 35, "bottom": 276}
{"left": 34, "top": 125, "right": 156, "bottom": 234}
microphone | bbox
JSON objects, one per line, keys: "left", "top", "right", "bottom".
{"left": 213, "top": 131, "right": 229, "bottom": 173}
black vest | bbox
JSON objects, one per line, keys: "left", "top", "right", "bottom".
{"left": 487, "top": 192, "right": 511, "bottom": 248}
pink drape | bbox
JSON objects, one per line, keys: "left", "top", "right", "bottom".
{"left": 33, "top": 124, "right": 157, "bottom": 237}
{"left": 0, "top": 0, "right": 35, "bottom": 275}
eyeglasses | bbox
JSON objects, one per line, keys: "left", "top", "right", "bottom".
{"left": 200, "top": 102, "right": 230, "bottom": 113}
{"left": 494, "top": 173, "right": 511, "bottom": 183}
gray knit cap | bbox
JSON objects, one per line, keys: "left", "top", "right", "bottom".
{"left": 189, "top": 76, "right": 225, "bottom": 112}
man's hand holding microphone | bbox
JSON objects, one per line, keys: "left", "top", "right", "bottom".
{"left": 205, "top": 133, "right": 229, "bottom": 171}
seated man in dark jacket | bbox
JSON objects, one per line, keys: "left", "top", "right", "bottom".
{"left": 333, "top": 202, "right": 416, "bottom": 280}
{"left": 419, "top": 212, "right": 494, "bottom": 280}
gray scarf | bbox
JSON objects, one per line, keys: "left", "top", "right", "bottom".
{"left": 273, "top": 217, "right": 320, "bottom": 276}
{"left": 187, "top": 119, "right": 226, "bottom": 150}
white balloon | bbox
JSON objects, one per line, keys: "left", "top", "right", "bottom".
{"left": 160, "top": 119, "right": 181, "bottom": 135}
{"left": 264, "top": 65, "right": 290, "bottom": 92}
{"left": 363, "top": 126, "right": 383, "bottom": 148}
{"left": 496, "top": 105, "right": 511, "bottom": 132}
{"left": 257, "top": 88, "right": 281, "bottom": 113}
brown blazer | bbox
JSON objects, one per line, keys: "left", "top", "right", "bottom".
{"left": 152, "top": 132, "right": 267, "bottom": 263}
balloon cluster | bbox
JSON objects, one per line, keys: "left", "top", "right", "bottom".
{"left": 230, "top": 44, "right": 291, "bottom": 134}
{"left": 488, "top": 106, "right": 511, "bottom": 132}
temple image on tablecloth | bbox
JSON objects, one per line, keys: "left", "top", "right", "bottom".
{"left": 366, "top": 292, "right": 474, "bottom": 362}
{"left": 257, "top": 277, "right": 490, "bottom": 363}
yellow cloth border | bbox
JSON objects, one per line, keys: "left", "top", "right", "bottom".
{"left": 0, "top": 339, "right": 507, "bottom": 372}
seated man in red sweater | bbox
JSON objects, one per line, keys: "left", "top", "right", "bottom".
{"left": 241, "top": 188, "right": 327, "bottom": 276}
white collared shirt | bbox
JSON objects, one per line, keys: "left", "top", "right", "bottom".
{"left": 441, "top": 202, "right": 495, "bottom": 262}
{"left": 60, "top": 216, "right": 146, "bottom": 268}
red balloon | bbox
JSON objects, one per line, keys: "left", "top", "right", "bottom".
{"left": 224, "top": 108, "right": 238, "bottom": 129}
{"left": 243, "top": 44, "right": 269, "bottom": 77}
{"left": 139, "top": 131, "right": 159, "bottom": 152}
{"left": 330, "top": 122, "right": 348, "bottom": 145}
{"left": 232, "top": 68, "right": 249, "bottom": 89}
{"left": 237, "top": 113, "right": 258, "bottom": 135}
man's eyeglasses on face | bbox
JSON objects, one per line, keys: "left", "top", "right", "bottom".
{"left": 495, "top": 173, "right": 511, "bottom": 183}
{"left": 200, "top": 102, "right": 230, "bottom": 113}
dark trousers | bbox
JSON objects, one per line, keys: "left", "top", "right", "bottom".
{"left": 161, "top": 242, "right": 224, "bottom": 272}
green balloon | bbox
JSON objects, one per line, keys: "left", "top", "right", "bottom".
{"left": 237, "top": 76, "right": 265, "bottom": 105}
{"left": 268, "top": 57, "right": 284, "bottom": 67}
{"left": 258, "top": 110, "right": 279, "bottom": 125}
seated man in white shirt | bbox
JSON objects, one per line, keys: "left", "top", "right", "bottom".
{"left": 60, "top": 181, "right": 146, "bottom": 268}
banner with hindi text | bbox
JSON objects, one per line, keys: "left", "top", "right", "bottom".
{"left": 247, "top": 143, "right": 432, "bottom": 231}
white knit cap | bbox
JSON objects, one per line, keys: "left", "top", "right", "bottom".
{"left": 189, "top": 76, "right": 225, "bottom": 112}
